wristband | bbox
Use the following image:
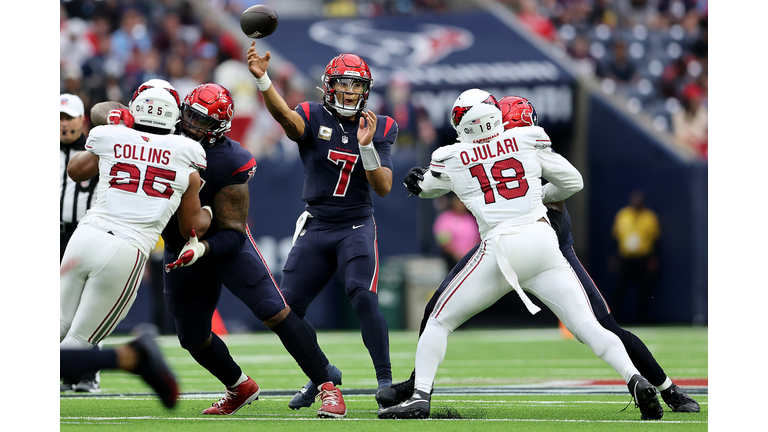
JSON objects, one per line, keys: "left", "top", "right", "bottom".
{"left": 201, "top": 206, "right": 213, "bottom": 219}
{"left": 255, "top": 72, "right": 272, "bottom": 92}
{"left": 358, "top": 142, "right": 382, "bottom": 171}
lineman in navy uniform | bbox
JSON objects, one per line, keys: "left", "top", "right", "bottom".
{"left": 376, "top": 95, "right": 700, "bottom": 415}
{"left": 247, "top": 42, "right": 397, "bottom": 408}
{"left": 92, "top": 81, "right": 347, "bottom": 418}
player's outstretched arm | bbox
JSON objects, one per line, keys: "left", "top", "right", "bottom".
{"left": 176, "top": 171, "right": 212, "bottom": 240}
{"left": 91, "top": 101, "right": 127, "bottom": 126}
{"left": 246, "top": 42, "right": 305, "bottom": 140}
{"left": 67, "top": 152, "right": 100, "bottom": 182}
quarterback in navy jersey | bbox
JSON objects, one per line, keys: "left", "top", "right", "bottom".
{"left": 92, "top": 81, "right": 348, "bottom": 418}
{"left": 376, "top": 95, "right": 700, "bottom": 416}
{"left": 247, "top": 43, "right": 396, "bottom": 408}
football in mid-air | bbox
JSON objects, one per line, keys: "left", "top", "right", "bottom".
{"left": 240, "top": 5, "right": 278, "bottom": 39}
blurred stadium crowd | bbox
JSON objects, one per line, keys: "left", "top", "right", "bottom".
{"left": 61, "top": 0, "right": 707, "bottom": 159}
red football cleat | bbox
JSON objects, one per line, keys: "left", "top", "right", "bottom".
{"left": 316, "top": 382, "right": 346, "bottom": 418}
{"left": 202, "top": 377, "right": 260, "bottom": 415}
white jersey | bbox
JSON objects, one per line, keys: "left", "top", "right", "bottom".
{"left": 79, "top": 125, "right": 207, "bottom": 257}
{"left": 409, "top": 125, "right": 643, "bottom": 395}
{"left": 419, "top": 126, "right": 582, "bottom": 240}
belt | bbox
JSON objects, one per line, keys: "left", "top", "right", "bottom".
{"left": 60, "top": 221, "right": 78, "bottom": 233}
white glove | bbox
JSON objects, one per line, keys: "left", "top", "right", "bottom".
{"left": 165, "top": 229, "right": 206, "bottom": 272}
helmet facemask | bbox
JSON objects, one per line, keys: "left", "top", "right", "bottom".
{"left": 323, "top": 76, "right": 371, "bottom": 118}
{"left": 180, "top": 84, "right": 234, "bottom": 147}
{"left": 320, "top": 53, "right": 373, "bottom": 119}
{"left": 180, "top": 104, "right": 229, "bottom": 146}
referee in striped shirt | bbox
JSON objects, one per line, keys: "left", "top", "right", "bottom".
{"left": 60, "top": 94, "right": 97, "bottom": 262}
{"left": 60, "top": 93, "right": 102, "bottom": 393}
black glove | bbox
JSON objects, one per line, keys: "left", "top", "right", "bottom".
{"left": 403, "top": 166, "right": 429, "bottom": 197}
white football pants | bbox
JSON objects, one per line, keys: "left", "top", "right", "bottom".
{"left": 60, "top": 225, "right": 147, "bottom": 349}
{"left": 414, "top": 221, "right": 639, "bottom": 393}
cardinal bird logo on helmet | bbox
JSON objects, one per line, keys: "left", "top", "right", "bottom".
{"left": 481, "top": 95, "right": 499, "bottom": 108}
{"left": 451, "top": 106, "right": 471, "bottom": 128}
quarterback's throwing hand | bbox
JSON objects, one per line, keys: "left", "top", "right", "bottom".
{"left": 165, "top": 229, "right": 206, "bottom": 272}
{"left": 246, "top": 41, "right": 271, "bottom": 79}
{"left": 107, "top": 108, "right": 134, "bottom": 128}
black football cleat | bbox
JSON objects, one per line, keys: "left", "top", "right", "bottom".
{"left": 661, "top": 383, "right": 700, "bottom": 412}
{"left": 376, "top": 370, "right": 415, "bottom": 408}
{"left": 377, "top": 389, "right": 431, "bottom": 419}
{"left": 628, "top": 375, "right": 663, "bottom": 420}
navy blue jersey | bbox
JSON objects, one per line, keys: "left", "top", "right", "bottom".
{"left": 292, "top": 102, "right": 397, "bottom": 222}
{"left": 162, "top": 137, "right": 256, "bottom": 254}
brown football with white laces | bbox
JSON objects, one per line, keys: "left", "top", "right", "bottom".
{"left": 240, "top": 5, "right": 278, "bottom": 39}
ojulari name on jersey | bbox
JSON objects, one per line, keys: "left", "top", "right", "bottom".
{"left": 459, "top": 137, "right": 520, "bottom": 166}
{"left": 113, "top": 144, "right": 171, "bottom": 166}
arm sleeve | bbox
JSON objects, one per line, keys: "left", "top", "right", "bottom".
{"left": 538, "top": 148, "right": 583, "bottom": 203}
{"left": 84, "top": 126, "right": 105, "bottom": 154}
{"left": 418, "top": 166, "right": 452, "bottom": 199}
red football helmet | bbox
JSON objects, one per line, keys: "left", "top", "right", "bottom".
{"left": 498, "top": 95, "right": 538, "bottom": 130}
{"left": 180, "top": 83, "right": 234, "bottom": 146}
{"left": 321, "top": 53, "right": 373, "bottom": 118}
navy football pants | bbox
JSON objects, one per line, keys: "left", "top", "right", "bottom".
{"left": 281, "top": 215, "right": 392, "bottom": 383}
{"left": 163, "top": 240, "right": 286, "bottom": 350}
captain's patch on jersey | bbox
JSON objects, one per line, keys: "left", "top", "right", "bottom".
{"left": 318, "top": 126, "right": 333, "bottom": 141}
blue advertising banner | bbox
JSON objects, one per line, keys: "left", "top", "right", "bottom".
{"left": 260, "top": 12, "right": 575, "bottom": 136}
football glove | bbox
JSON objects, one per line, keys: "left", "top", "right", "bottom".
{"left": 165, "top": 229, "right": 206, "bottom": 272}
{"left": 108, "top": 108, "right": 134, "bottom": 128}
{"left": 404, "top": 166, "right": 429, "bottom": 197}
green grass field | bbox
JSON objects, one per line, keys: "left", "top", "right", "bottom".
{"left": 60, "top": 326, "right": 707, "bottom": 431}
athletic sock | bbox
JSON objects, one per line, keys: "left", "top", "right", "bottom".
{"left": 189, "top": 332, "right": 243, "bottom": 387}
{"left": 351, "top": 290, "right": 392, "bottom": 383}
{"left": 377, "top": 379, "right": 393, "bottom": 391}
{"left": 414, "top": 318, "right": 450, "bottom": 394}
{"left": 656, "top": 377, "right": 673, "bottom": 392}
{"left": 229, "top": 372, "right": 249, "bottom": 388}
{"left": 598, "top": 314, "right": 667, "bottom": 386}
{"left": 60, "top": 349, "right": 117, "bottom": 381}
